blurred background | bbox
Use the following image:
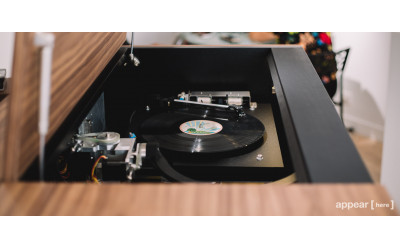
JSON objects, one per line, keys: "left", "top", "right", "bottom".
{"left": 1, "top": 32, "right": 399, "bottom": 190}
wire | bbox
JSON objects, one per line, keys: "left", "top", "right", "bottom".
{"left": 91, "top": 155, "right": 107, "bottom": 183}
{"left": 91, "top": 155, "right": 107, "bottom": 182}
{"left": 61, "top": 172, "right": 70, "bottom": 180}
{"left": 59, "top": 163, "right": 68, "bottom": 175}
{"left": 59, "top": 164, "right": 70, "bottom": 180}
{"left": 128, "top": 110, "right": 136, "bottom": 131}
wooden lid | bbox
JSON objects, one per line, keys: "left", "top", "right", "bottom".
{"left": 1, "top": 32, "right": 126, "bottom": 180}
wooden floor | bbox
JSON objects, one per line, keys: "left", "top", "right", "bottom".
{"left": 350, "top": 133, "right": 383, "bottom": 183}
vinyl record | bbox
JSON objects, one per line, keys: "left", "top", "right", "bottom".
{"left": 139, "top": 109, "right": 265, "bottom": 155}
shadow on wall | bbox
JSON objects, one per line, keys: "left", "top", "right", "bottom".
{"left": 342, "top": 78, "right": 384, "bottom": 140}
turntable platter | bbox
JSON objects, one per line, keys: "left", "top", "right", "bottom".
{"left": 139, "top": 110, "right": 265, "bottom": 155}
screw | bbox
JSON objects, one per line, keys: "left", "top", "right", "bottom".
{"left": 256, "top": 154, "right": 263, "bottom": 161}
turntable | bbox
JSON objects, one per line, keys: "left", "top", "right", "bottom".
{"left": 131, "top": 92, "right": 292, "bottom": 182}
{"left": 27, "top": 46, "right": 371, "bottom": 184}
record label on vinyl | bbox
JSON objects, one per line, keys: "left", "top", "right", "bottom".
{"left": 179, "top": 120, "right": 223, "bottom": 136}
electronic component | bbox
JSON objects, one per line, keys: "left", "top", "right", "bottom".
{"left": 70, "top": 131, "right": 146, "bottom": 182}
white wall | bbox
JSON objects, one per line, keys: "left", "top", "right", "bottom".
{"left": 332, "top": 32, "right": 391, "bottom": 141}
{"left": 0, "top": 32, "right": 15, "bottom": 76}
{"left": 381, "top": 32, "right": 400, "bottom": 205}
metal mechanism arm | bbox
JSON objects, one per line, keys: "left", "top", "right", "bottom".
{"left": 174, "top": 99, "right": 246, "bottom": 118}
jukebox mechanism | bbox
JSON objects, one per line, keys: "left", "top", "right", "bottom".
{"left": 64, "top": 90, "right": 295, "bottom": 183}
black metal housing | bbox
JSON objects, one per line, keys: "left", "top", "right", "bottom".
{"left": 268, "top": 47, "right": 371, "bottom": 182}
{"left": 23, "top": 46, "right": 371, "bottom": 183}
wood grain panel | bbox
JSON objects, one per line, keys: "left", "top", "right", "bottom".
{"left": 0, "top": 183, "right": 396, "bottom": 216}
{"left": 0, "top": 97, "right": 9, "bottom": 181}
{"left": 3, "top": 32, "right": 126, "bottom": 181}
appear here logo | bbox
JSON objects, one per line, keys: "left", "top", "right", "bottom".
{"left": 336, "top": 200, "right": 395, "bottom": 211}
{"left": 180, "top": 120, "right": 223, "bottom": 136}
